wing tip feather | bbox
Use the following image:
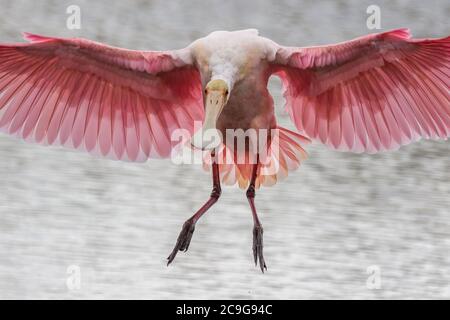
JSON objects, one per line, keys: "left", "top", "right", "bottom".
{"left": 22, "top": 32, "right": 55, "bottom": 43}
{"left": 23, "top": 32, "right": 42, "bottom": 42}
{"left": 382, "top": 28, "right": 411, "bottom": 40}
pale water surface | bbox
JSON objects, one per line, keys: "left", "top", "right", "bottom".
{"left": 0, "top": 0, "right": 449, "bottom": 299}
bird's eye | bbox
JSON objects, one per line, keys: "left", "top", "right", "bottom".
{"left": 204, "top": 89, "right": 208, "bottom": 94}
{"left": 225, "top": 90, "right": 229, "bottom": 95}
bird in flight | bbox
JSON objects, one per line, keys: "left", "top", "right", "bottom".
{"left": 0, "top": 29, "right": 448, "bottom": 272}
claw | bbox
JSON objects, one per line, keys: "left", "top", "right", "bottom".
{"left": 253, "top": 225, "right": 267, "bottom": 273}
{"left": 167, "top": 219, "right": 196, "bottom": 265}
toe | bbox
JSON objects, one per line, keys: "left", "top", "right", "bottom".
{"left": 167, "top": 220, "right": 196, "bottom": 265}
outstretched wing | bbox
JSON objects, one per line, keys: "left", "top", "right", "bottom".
{"left": 0, "top": 34, "right": 203, "bottom": 161}
{"left": 271, "top": 29, "right": 450, "bottom": 153}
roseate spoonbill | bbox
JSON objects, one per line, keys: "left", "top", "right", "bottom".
{"left": 0, "top": 29, "right": 449, "bottom": 272}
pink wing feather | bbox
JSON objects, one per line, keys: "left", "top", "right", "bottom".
{"left": 272, "top": 29, "right": 450, "bottom": 153}
{"left": 0, "top": 34, "right": 203, "bottom": 161}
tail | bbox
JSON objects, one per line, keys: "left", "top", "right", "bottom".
{"left": 203, "top": 126, "right": 311, "bottom": 189}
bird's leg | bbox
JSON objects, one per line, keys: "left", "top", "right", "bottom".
{"left": 246, "top": 156, "right": 267, "bottom": 273}
{"left": 167, "top": 152, "right": 221, "bottom": 265}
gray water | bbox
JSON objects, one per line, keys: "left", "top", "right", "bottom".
{"left": 0, "top": 0, "right": 449, "bottom": 299}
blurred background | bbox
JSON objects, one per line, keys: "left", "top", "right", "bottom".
{"left": 0, "top": 0, "right": 449, "bottom": 299}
